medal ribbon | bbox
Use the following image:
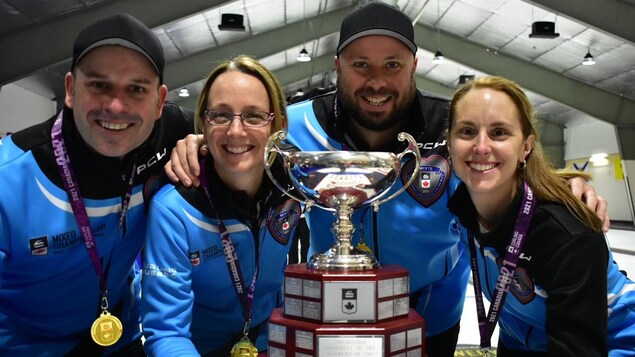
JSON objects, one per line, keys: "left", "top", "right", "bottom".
{"left": 51, "top": 112, "right": 137, "bottom": 305}
{"left": 199, "top": 158, "right": 259, "bottom": 338}
{"left": 467, "top": 182, "right": 537, "bottom": 350}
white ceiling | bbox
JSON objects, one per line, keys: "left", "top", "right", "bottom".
{"left": 1, "top": 0, "right": 634, "bottom": 159}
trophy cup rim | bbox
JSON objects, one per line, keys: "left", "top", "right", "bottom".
{"left": 264, "top": 130, "right": 421, "bottom": 271}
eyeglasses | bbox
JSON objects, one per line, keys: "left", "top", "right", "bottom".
{"left": 202, "top": 109, "right": 274, "bottom": 127}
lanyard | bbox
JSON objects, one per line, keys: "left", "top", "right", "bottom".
{"left": 199, "top": 158, "right": 260, "bottom": 338}
{"left": 51, "top": 112, "right": 136, "bottom": 306}
{"left": 467, "top": 182, "right": 537, "bottom": 350}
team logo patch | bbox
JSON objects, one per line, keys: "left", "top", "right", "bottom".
{"left": 509, "top": 267, "right": 535, "bottom": 304}
{"left": 29, "top": 236, "right": 49, "bottom": 256}
{"left": 342, "top": 288, "right": 357, "bottom": 314}
{"left": 267, "top": 199, "right": 301, "bottom": 244}
{"left": 496, "top": 258, "right": 535, "bottom": 304}
{"left": 402, "top": 155, "right": 450, "bottom": 207}
{"left": 190, "top": 251, "right": 201, "bottom": 266}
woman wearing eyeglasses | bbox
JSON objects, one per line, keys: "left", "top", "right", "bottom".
{"left": 141, "top": 56, "right": 302, "bottom": 356}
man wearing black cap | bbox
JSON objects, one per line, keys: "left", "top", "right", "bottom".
{"left": 286, "top": 3, "right": 468, "bottom": 356}
{"left": 0, "top": 13, "right": 192, "bottom": 356}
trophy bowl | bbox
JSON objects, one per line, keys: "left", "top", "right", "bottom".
{"left": 265, "top": 131, "right": 420, "bottom": 270}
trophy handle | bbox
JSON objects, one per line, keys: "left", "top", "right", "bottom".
{"left": 372, "top": 132, "right": 421, "bottom": 211}
{"left": 264, "top": 130, "right": 311, "bottom": 206}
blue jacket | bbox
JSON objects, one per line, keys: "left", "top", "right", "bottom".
{"left": 141, "top": 159, "right": 301, "bottom": 356}
{"left": 449, "top": 183, "right": 635, "bottom": 356}
{"left": 285, "top": 91, "right": 470, "bottom": 336}
{"left": 0, "top": 104, "right": 193, "bottom": 356}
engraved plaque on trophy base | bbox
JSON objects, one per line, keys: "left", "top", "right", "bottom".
{"left": 283, "top": 264, "right": 410, "bottom": 323}
{"left": 268, "top": 308, "right": 425, "bottom": 357}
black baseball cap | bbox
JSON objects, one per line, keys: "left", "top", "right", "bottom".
{"left": 71, "top": 13, "right": 164, "bottom": 83}
{"left": 337, "top": 2, "right": 417, "bottom": 55}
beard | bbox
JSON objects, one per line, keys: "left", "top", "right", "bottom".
{"left": 337, "top": 77, "right": 416, "bottom": 132}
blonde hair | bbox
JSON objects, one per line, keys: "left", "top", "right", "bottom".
{"left": 448, "top": 76, "right": 602, "bottom": 232}
{"left": 194, "top": 55, "right": 287, "bottom": 136}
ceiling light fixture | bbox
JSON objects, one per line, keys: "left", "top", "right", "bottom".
{"left": 432, "top": 0, "right": 445, "bottom": 65}
{"left": 218, "top": 13, "right": 245, "bottom": 31}
{"left": 582, "top": 49, "right": 595, "bottom": 66}
{"left": 297, "top": 0, "right": 311, "bottom": 62}
{"left": 432, "top": 50, "right": 445, "bottom": 64}
{"left": 458, "top": 74, "right": 475, "bottom": 85}
{"left": 178, "top": 88, "right": 190, "bottom": 97}
{"left": 297, "top": 48, "right": 311, "bottom": 62}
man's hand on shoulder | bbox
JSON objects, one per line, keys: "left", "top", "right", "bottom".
{"left": 164, "top": 134, "right": 205, "bottom": 187}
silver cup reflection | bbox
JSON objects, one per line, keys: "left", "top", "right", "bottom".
{"left": 264, "top": 131, "right": 420, "bottom": 270}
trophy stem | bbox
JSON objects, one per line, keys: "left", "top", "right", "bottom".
{"left": 307, "top": 203, "right": 380, "bottom": 271}
{"left": 333, "top": 205, "right": 354, "bottom": 255}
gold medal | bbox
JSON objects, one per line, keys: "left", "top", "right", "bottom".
{"left": 90, "top": 310, "right": 123, "bottom": 346}
{"left": 230, "top": 337, "right": 258, "bottom": 357}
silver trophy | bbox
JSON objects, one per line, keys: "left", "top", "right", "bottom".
{"left": 264, "top": 130, "right": 420, "bottom": 270}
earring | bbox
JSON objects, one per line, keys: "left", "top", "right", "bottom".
{"left": 518, "top": 160, "right": 527, "bottom": 170}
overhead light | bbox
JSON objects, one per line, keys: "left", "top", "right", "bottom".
{"left": 459, "top": 74, "right": 475, "bottom": 85}
{"left": 178, "top": 88, "right": 190, "bottom": 97}
{"left": 432, "top": 50, "right": 445, "bottom": 64}
{"left": 218, "top": 13, "right": 245, "bottom": 31}
{"left": 582, "top": 50, "right": 596, "bottom": 66}
{"left": 297, "top": 48, "right": 311, "bottom": 62}
{"left": 529, "top": 21, "right": 559, "bottom": 39}
{"left": 590, "top": 153, "right": 608, "bottom": 166}
{"left": 431, "top": 0, "right": 445, "bottom": 65}
{"left": 297, "top": 0, "right": 311, "bottom": 63}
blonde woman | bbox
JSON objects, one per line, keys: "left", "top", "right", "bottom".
{"left": 142, "top": 56, "right": 301, "bottom": 356}
{"left": 447, "top": 76, "right": 635, "bottom": 356}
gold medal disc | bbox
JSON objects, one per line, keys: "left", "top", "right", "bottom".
{"left": 230, "top": 337, "right": 258, "bottom": 357}
{"left": 90, "top": 310, "right": 123, "bottom": 346}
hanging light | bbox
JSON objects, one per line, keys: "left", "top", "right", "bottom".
{"left": 432, "top": 50, "right": 445, "bottom": 64}
{"left": 297, "top": 0, "right": 311, "bottom": 62}
{"left": 297, "top": 48, "right": 311, "bottom": 62}
{"left": 178, "top": 88, "right": 190, "bottom": 97}
{"left": 582, "top": 49, "right": 595, "bottom": 66}
{"left": 432, "top": 0, "right": 446, "bottom": 65}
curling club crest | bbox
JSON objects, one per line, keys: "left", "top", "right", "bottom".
{"left": 402, "top": 155, "right": 450, "bottom": 207}
{"left": 267, "top": 199, "right": 301, "bottom": 244}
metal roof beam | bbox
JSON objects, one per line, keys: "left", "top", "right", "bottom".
{"left": 163, "top": 6, "right": 353, "bottom": 90}
{"left": 413, "top": 24, "right": 635, "bottom": 129}
{"left": 0, "top": 0, "right": 231, "bottom": 85}
{"left": 527, "top": 0, "right": 635, "bottom": 45}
